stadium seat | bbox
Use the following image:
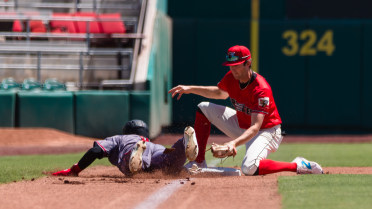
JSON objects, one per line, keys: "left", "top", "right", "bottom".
{"left": 11, "top": 11, "right": 46, "bottom": 33}
{"left": 0, "top": 77, "right": 20, "bottom": 90}
{"left": 21, "top": 78, "right": 42, "bottom": 91}
{"left": 43, "top": 78, "right": 66, "bottom": 91}
{"left": 98, "top": 13, "right": 126, "bottom": 34}
{"left": 50, "top": 13, "right": 77, "bottom": 33}
{"left": 74, "top": 12, "right": 102, "bottom": 34}
{"left": 29, "top": 20, "right": 47, "bottom": 33}
{"left": 12, "top": 20, "right": 23, "bottom": 32}
{"left": 12, "top": 19, "right": 47, "bottom": 41}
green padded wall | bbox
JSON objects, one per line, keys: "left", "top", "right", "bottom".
{"left": 17, "top": 91, "right": 74, "bottom": 133}
{"left": 169, "top": 0, "right": 285, "bottom": 19}
{"left": 130, "top": 91, "right": 150, "bottom": 125}
{"left": 171, "top": 19, "right": 199, "bottom": 124}
{"left": 307, "top": 21, "right": 362, "bottom": 128}
{"left": 260, "top": 0, "right": 285, "bottom": 19}
{"left": 75, "top": 91, "right": 129, "bottom": 139}
{"left": 260, "top": 20, "right": 363, "bottom": 131}
{"left": 172, "top": 18, "right": 250, "bottom": 124}
{"left": 168, "top": 0, "right": 251, "bottom": 19}
{"left": 0, "top": 91, "right": 16, "bottom": 127}
{"left": 362, "top": 22, "right": 372, "bottom": 129}
{"left": 259, "top": 20, "right": 307, "bottom": 128}
{"left": 169, "top": 1, "right": 372, "bottom": 133}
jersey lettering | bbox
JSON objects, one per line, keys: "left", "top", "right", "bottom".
{"left": 231, "top": 98, "right": 251, "bottom": 115}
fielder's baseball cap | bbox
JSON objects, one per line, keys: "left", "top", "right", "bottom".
{"left": 222, "top": 45, "right": 251, "bottom": 66}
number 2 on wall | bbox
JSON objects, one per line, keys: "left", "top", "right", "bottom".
{"left": 282, "top": 30, "right": 335, "bottom": 56}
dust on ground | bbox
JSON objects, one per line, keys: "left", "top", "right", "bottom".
{"left": 1, "top": 128, "right": 372, "bottom": 209}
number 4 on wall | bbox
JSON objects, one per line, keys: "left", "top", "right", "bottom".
{"left": 282, "top": 30, "right": 335, "bottom": 56}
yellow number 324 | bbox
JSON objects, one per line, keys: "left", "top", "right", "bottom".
{"left": 282, "top": 30, "right": 335, "bottom": 56}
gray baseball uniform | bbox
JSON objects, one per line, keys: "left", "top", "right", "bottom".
{"left": 95, "top": 134, "right": 186, "bottom": 175}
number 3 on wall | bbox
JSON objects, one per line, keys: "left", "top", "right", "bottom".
{"left": 282, "top": 30, "right": 335, "bottom": 56}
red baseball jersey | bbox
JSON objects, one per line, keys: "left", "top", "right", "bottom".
{"left": 217, "top": 71, "right": 282, "bottom": 129}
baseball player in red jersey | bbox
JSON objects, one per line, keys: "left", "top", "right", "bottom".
{"left": 169, "top": 45, "right": 323, "bottom": 175}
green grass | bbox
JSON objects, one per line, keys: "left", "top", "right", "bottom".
{"left": 271, "top": 143, "right": 372, "bottom": 209}
{"left": 2, "top": 143, "right": 372, "bottom": 209}
{"left": 0, "top": 153, "right": 111, "bottom": 183}
{"left": 205, "top": 143, "right": 372, "bottom": 167}
{"left": 203, "top": 142, "right": 372, "bottom": 209}
{"left": 268, "top": 143, "right": 372, "bottom": 167}
{"left": 279, "top": 175, "right": 372, "bottom": 209}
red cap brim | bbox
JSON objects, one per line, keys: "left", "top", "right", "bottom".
{"left": 222, "top": 60, "right": 246, "bottom": 66}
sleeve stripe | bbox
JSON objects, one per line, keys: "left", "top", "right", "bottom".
{"left": 95, "top": 141, "right": 108, "bottom": 154}
{"left": 251, "top": 110, "right": 268, "bottom": 114}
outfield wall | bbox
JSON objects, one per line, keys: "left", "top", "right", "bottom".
{"left": 0, "top": 90, "right": 151, "bottom": 138}
{"left": 168, "top": 0, "right": 372, "bottom": 133}
{"left": 0, "top": 91, "right": 16, "bottom": 127}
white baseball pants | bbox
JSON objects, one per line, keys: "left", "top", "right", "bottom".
{"left": 198, "top": 102, "right": 283, "bottom": 175}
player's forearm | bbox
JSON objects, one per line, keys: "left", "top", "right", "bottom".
{"left": 232, "top": 113, "right": 264, "bottom": 146}
{"left": 168, "top": 85, "right": 228, "bottom": 100}
{"left": 232, "top": 126, "right": 260, "bottom": 147}
{"left": 188, "top": 86, "right": 228, "bottom": 99}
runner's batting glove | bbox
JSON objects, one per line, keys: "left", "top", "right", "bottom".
{"left": 210, "top": 143, "right": 237, "bottom": 158}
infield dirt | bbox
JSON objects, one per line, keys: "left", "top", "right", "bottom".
{"left": 1, "top": 128, "right": 372, "bottom": 209}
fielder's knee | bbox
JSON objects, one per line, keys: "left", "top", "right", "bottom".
{"left": 241, "top": 162, "right": 258, "bottom": 176}
{"left": 197, "top": 102, "right": 210, "bottom": 112}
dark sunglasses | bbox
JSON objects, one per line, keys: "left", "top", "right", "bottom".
{"left": 226, "top": 54, "right": 249, "bottom": 62}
